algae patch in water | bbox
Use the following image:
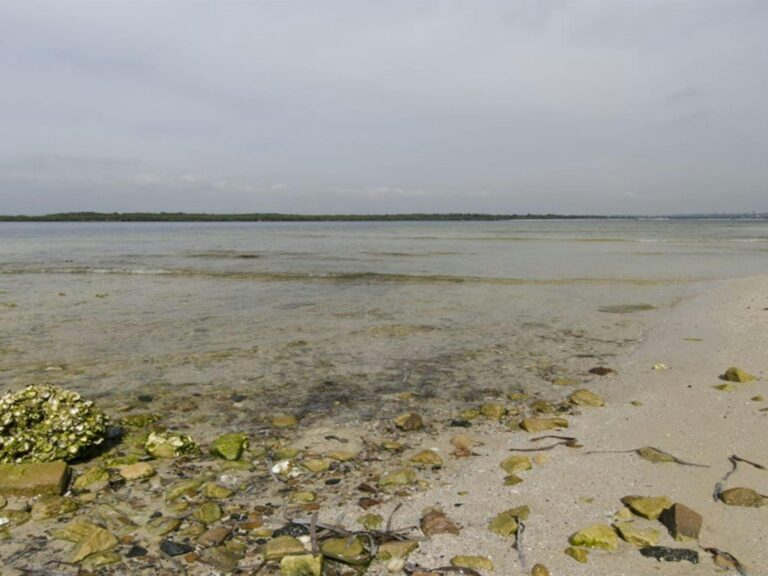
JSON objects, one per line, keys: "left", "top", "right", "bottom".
{"left": 0, "top": 385, "right": 109, "bottom": 463}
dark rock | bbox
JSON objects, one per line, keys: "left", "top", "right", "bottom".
{"left": 589, "top": 366, "right": 616, "bottom": 376}
{"left": 230, "top": 394, "right": 247, "bottom": 403}
{"left": 659, "top": 503, "right": 703, "bottom": 541}
{"left": 272, "top": 523, "right": 309, "bottom": 538}
{"left": 449, "top": 419, "right": 472, "bottom": 428}
{"left": 639, "top": 546, "right": 699, "bottom": 564}
{"left": 160, "top": 539, "right": 195, "bottom": 557}
{"left": 126, "top": 545, "right": 148, "bottom": 558}
{"left": 325, "top": 478, "right": 341, "bottom": 485}
{"left": 137, "top": 395, "right": 154, "bottom": 403}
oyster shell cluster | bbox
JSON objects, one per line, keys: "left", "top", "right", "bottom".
{"left": 0, "top": 385, "right": 109, "bottom": 463}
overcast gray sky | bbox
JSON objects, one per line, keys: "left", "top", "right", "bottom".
{"left": 1, "top": 1, "right": 767, "bottom": 215}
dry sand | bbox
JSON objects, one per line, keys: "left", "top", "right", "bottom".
{"left": 357, "top": 274, "right": 768, "bottom": 575}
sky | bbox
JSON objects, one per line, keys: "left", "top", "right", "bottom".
{"left": 1, "top": 0, "right": 767, "bottom": 216}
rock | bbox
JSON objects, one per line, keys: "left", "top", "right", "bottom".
{"left": 480, "top": 403, "right": 507, "bottom": 419}
{"left": 500, "top": 455, "right": 532, "bottom": 474}
{"left": 0, "top": 509, "right": 30, "bottom": 527}
{"left": 410, "top": 450, "right": 443, "bottom": 467}
{"left": 146, "top": 516, "right": 181, "bottom": 536}
{"left": 281, "top": 554, "right": 323, "bottom": 576}
{"left": 529, "top": 400, "right": 555, "bottom": 414}
{"left": 720, "top": 487, "right": 765, "bottom": 507}
{"left": 200, "top": 546, "right": 240, "bottom": 572}
{"left": 394, "top": 412, "right": 424, "bottom": 431}
{"left": 0, "top": 461, "right": 71, "bottom": 496}
{"left": 302, "top": 459, "right": 332, "bottom": 473}
{"left": 160, "top": 539, "right": 195, "bottom": 557}
{"left": 450, "top": 434, "right": 475, "bottom": 457}
{"left": 614, "top": 522, "right": 660, "bottom": 547}
{"left": 125, "top": 544, "right": 148, "bottom": 558}
{"left": 145, "top": 431, "right": 198, "bottom": 458}
{"left": 290, "top": 491, "right": 316, "bottom": 503}
{"left": 0, "top": 385, "right": 109, "bottom": 463}
{"left": 639, "top": 546, "right": 699, "bottom": 564}
{"left": 73, "top": 465, "right": 109, "bottom": 492}
{"left": 378, "top": 467, "right": 416, "bottom": 487}
{"left": 31, "top": 494, "right": 78, "bottom": 520}
{"left": 622, "top": 496, "right": 673, "bottom": 520}
{"left": 722, "top": 367, "right": 756, "bottom": 383}
{"left": 450, "top": 555, "right": 494, "bottom": 572}
{"left": 120, "top": 413, "right": 159, "bottom": 427}
{"left": 714, "top": 383, "right": 737, "bottom": 392}
{"left": 377, "top": 540, "right": 419, "bottom": 560}
{"left": 165, "top": 479, "right": 203, "bottom": 501}
{"left": 198, "top": 526, "right": 231, "bottom": 548}
{"left": 117, "top": 462, "right": 155, "bottom": 480}
{"left": 520, "top": 418, "right": 568, "bottom": 432}
{"left": 69, "top": 524, "right": 119, "bottom": 563}
{"left": 0, "top": 496, "right": 5, "bottom": 509}
{"left": 327, "top": 450, "right": 357, "bottom": 462}
{"left": 659, "top": 503, "right": 702, "bottom": 541}
{"left": 83, "top": 551, "right": 121, "bottom": 568}
{"left": 420, "top": 508, "right": 460, "bottom": 537}
{"left": 272, "top": 414, "right": 299, "bottom": 428}
{"left": 589, "top": 366, "right": 615, "bottom": 376}
{"left": 568, "top": 389, "right": 605, "bottom": 407}
{"left": 321, "top": 536, "right": 369, "bottom": 565}
{"left": 530, "top": 564, "right": 550, "bottom": 576}
{"left": 264, "top": 535, "right": 306, "bottom": 560}
{"left": 203, "top": 482, "right": 234, "bottom": 499}
{"left": 569, "top": 524, "right": 619, "bottom": 551}
{"left": 504, "top": 474, "right": 523, "bottom": 486}
{"left": 211, "top": 433, "right": 249, "bottom": 461}
{"left": 53, "top": 519, "right": 100, "bottom": 542}
{"left": 564, "top": 547, "right": 589, "bottom": 563}
{"left": 194, "top": 501, "right": 223, "bottom": 525}
{"left": 488, "top": 510, "right": 519, "bottom": 538}
{"left": 357, "top": 513, "right": 383, "bottom": 530}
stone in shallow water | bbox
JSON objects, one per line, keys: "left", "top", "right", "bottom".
{"left": 31, "top": 494, "right": 78, "bottom": 520}
{"left": 720, "top": 487, "right": 765, "bottom": 507}
{"left": 211, "top": 433, "right": 249, "bottom": 461}
{"left": 394, "top": 412, "right": 424, "bottom": 431}
{"left": 722, "top": 367, "right": 756, "bottom": 383}
{"left": 145, "top": 431, "right": 198, "bottom": 458}
{"left": 68, "top": 523, "right": 119, "bottom": 563}
{"left": 147, "top": 516, "right": 181, "bottom": 536}
{"left": 480, "top": 403, "right": 507, "bottom": 419}
{"left": 203, "top": 482, "right": 234, "bottom": 499}
{"left": 320, "top": 536, "right": 369, "bottom": 565}
{"left": 378, "top": 467, "right": 416, "bottom": 487}
{"left": 280, "top": 554, "right": 323, "bottom": 576}
{"left": 272, "top": 414, "right": 299, "bottom": 429}
{"left": 639, "top": 546, "right": 699, "bottom": 564}
{"left": 117, "top": 462, "right": 155, "bottom": 480}
{"left": 659, "top": 503, "right": 703, "bottom": 541}
{"left": 377, "top": 540, "right": 419, "bottom": 560}
{"left": 420, "top": 509, "right": 460, "bottom": 537}
{"left": 357, "top": 513, "right": 383, "bottom": 530}
{"left": 0, "top": 461, "right": 71, "bottom": 496}
{"left": 200, "top": 546, "right": 240, "bottom": 572}
{"left": 565, "top": 547, "right": 589, "bottom": 563}
{"left": 0, "top": 509, "right": 30, "bottom": 527}
{"left": 410, "top": 449, "right": 443, "bottom": 467}
{"left": 165, "top": 479, "right": 203, "bottom": 501}
{"left": 264, "top": 535, "right": 306, "bottom": 561}
{"left": 569, "top": 524, "right": 619, "bottom": 551}
{"left": 622, "top": 495, "right": 673, "bottom": 520}
{"left": 450, "top": 555, "right": 494, "bottom": 572}
{"left": 194, "top": 501, "right": 223, "bottom": 525}
{"left": 160, "top": 539, "right": 195, "bottom": 557}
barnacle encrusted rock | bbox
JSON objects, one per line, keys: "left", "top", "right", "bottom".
{"left": 0, "top": 385, "right": 109, "bottom": 463}
{"left": 144, "top": 431, "right": 199, "bottom": 458}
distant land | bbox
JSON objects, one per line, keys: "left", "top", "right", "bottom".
{"left": 0, "top": 211, "right": 766, "bottom": 222}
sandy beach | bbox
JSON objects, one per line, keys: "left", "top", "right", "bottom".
{"left": 371, "top": 273, "right": 768, "bottom": 575}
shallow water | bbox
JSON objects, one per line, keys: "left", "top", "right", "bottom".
{"left": 1, "top": 219, "right": 767, "bottom": 434}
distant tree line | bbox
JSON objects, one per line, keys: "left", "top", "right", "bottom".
{"left": 0, "top": 212, "right": 614, "bottom": 222}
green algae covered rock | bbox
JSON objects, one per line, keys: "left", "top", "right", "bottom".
{"left": 0, "top": 385, "right": 109, "bottom": 463}
{"left": 280, "top": 554, "right": 323, "bottom": 576}
{"left": 145, "top": 431, "right": 199, "bottom": 458}
{"left": 723, "top": 367, "right": 756, "bottom": 383}
{"left": 569, "top": 524, "right": 619, "bottom": 551}
{"left": 211, "top": 433, "right": 249, "bottom": 461}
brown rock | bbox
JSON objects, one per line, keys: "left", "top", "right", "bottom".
{"left": 521, "top": 418, "right": 568, "bottom": 433}
{"left": 198, "top": 526, "right": 232, "bottom": 548}
{"left": 659, "top": 503, "right": 703, "bottom": 541}
{"left": 588, "top": 366, "right": 615, "bottom": 376}
{"left": 530, "top": 564, "right": 550, "bottom": 576}
{"left": 0, "top": 461, "right": 70, "bottom": 497}
{"left": 420, "top": 509, "right": 460, "bottom": 537}
{"left": 394, "top": 413, "right": 424, "bottom": 431}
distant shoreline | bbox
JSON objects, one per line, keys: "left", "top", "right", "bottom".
{"left": 0, "top": 211, "right": 766, "bottom": 222}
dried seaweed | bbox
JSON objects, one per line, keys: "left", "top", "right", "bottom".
{"left": 513, "top": 520, "right": 527, "bottom": 571}
{"left": 404, "top": 563, "right": 483, "bottom": 576}
{"left": 509, "top": 435, "right": 581, "bottom": 452}
{"left": 713, "top": 455, "right": 767, "bottom": 502}
{"left": 585, "top": 446, "right": 708, "bottom": 467}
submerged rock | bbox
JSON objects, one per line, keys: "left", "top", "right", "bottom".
{"left": 420, "top": 508, "right": 460, "bottom": 537}
{"left": 280, "top": 554, "right": 323, "bottom": 576}
{"left": 0, "top": 385, "right": 109, "bottom": 463}
{"left": 211, "top": 433, "right": 249, "bottom": 461}
{"left": 31, "top": 494, "right": 78, "bottom": 520}
{"left": 410, "top": 449, "right": 443, "bottom": 467}
{"left": 0, "top": 461, "right": 71, "bottom": 496}
{"left": 321, "top": 536, "right": 369, "bottom": 565}
{"left": 568, "top": 389, "right": 605, "bottom": 407}
{"left": 378, "top": 467, "right": 416, "bottom": 487}
{"left": 264, "top": 536, "right": 306, "bottom": 560}
{"left": 68, "top": 523, "right": 119, "bottom": 563}
{"left": 394, "top": 412, "right": 424, "bottom": 431}
{"left": 500, "top": 455, "right": 532, "bottom": 474}
{"left": 145, "top": 431, "right": 199, "bottom": 458}
{"left": 160, "top": 539, "right": 195, "bottom": 557}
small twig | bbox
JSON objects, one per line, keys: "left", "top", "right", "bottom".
{"left": 386, "top": 502, "right": 403, "bottom": 533}
{"left": 514, "top": 520, "right": 527, "bottom": 571}
{"left": 586, "top": 446, "right": 708, "bottom": 468}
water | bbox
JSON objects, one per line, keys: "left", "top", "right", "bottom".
{"left": 1, "top": 219, "right": 767, "bottom": 435}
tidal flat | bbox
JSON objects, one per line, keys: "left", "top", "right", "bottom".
{"left": 1, "top": 220, "right": 767, "bottom": 574}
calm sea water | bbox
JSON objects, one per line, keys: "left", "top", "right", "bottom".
{"left": 1, "top": 219, "right": 767, "bottom": 431}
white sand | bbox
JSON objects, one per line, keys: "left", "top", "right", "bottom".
{"left": 376, "top": 275, "right": 768, "bottom": 575}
